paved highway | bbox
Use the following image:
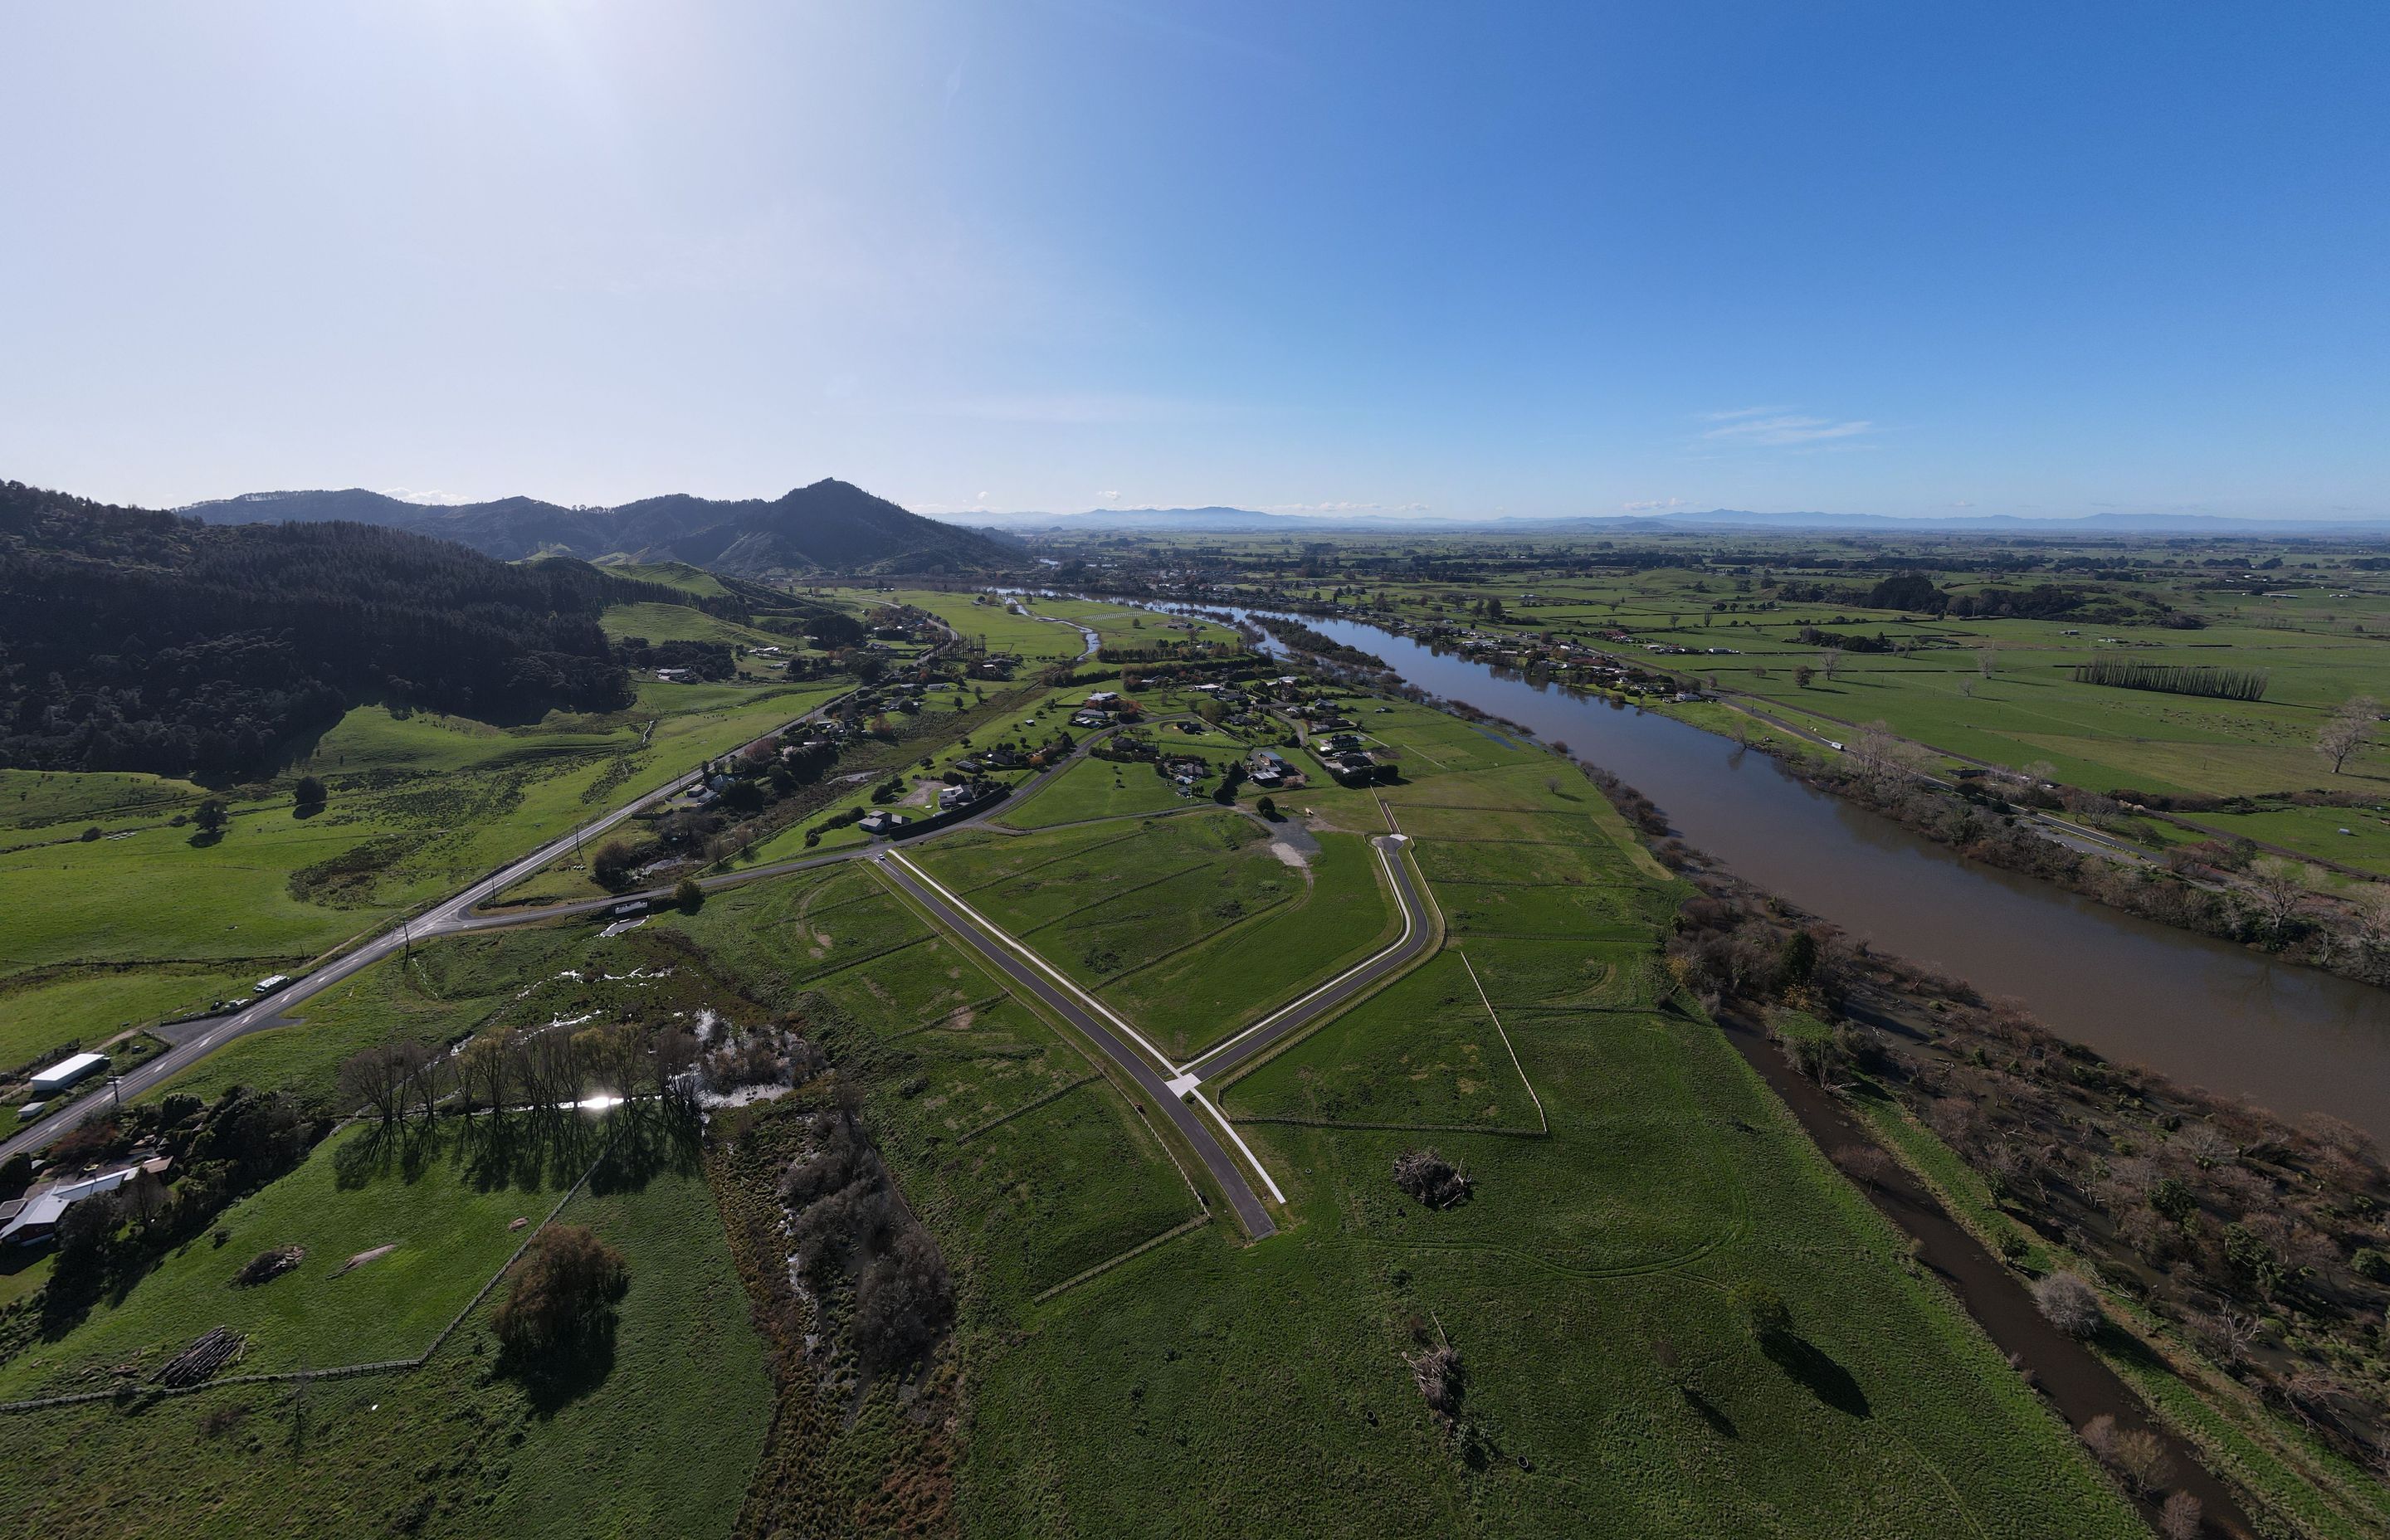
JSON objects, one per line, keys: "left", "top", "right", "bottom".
{"left": 2, "top": 686, "right": 861, "bottom": 1162}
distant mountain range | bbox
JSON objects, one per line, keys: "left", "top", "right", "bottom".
{"left": 183, "top": 479, "right": 1013, "bottom": 576}
{"left": 947, "top": 504, "right": 2390, "bottom": 538}
{"left": 956, "top": 505, "right": 1311, "bottom": 533}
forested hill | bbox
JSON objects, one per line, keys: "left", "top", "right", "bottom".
{"left": 0, "top": 480, "right": 685, "bottom": 779}
{"left": 183, "top": 476, "right": 1014, "bottom": 578}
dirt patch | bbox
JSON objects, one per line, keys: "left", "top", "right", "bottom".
{"left": 1266, "top": 841, "right": 1309, "bottom": 869}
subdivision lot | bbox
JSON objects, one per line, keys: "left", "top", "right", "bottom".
{"left": 1104, "top": 830, "right": 1398, "bottom": 1060}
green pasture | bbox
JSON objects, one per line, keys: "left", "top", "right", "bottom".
{"left": 0, "top": 1122, "right": 576, "bottom": 1398}
{"left": 0, "top": 678, "right": 847, "bottom": 1074}
{"left": 1, "top": 1155, "right": 765, "bottom": 1540}
{"left": 998, "top": 753, "right": 1222, "bottom": 827}
{"left": 0, "top": 966, "right": 263, "bottom": 1074}
{"left": 1225, "top": 950, "right": 1540, "bottom": 1129}
{"left": 591, "top": 558, "right": 735, "bottom": 597}
{"left": 1106, "top": 831, "right": 1398, "bottom": 1060}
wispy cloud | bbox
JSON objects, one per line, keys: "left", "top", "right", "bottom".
{"left": 1622, "top": 496, "right": 1686, "bottom": 512}
{"left": 381, "top": 486, "right": 475, "bottom": 506}
{"left": 1696, "top": 408, "right": 1875, "bottom": 447}
{"left": 1692, "top": 406, "right": 1873, "bottom": 446}
{"left": 1098, "top": 489, "right": 1122, "bottom": 502}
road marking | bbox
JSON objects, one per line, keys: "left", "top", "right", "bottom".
{"left": 1193, "top": 1088, "right": 1285, "bottom": 1205}
{"left": 1186, "top": 836, "right": 1419, "bottom": 1076}
{"left": 884, "top": 849, "right": 1186, "bottom": 1076}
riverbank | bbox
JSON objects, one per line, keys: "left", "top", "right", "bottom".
{"left": 1193, "top": 601, "right": 2390, "bottom": 1143}
{"left": 1714, "top": 1001, "right": 2261, "bottom": 1540}
{"left": 1257, "top": 598, "right": 2390, "bottom": 997}
{"left": 1666, "top": 687, "right": 2390, "bottom": 996}
{"left": 1630, "top": 787, "right": 2390, "bottom": 1540}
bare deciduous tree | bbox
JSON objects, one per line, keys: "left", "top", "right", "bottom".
{"left": 1976, "top": 647, "right": 1997, "bottom": 679}
{"left": 2158, "top": 1492, "right": 2202, "bottom": 1540}
{"left": 2243, "top": 857, "right": 2309, "bottom": 937}
{"left": 2108, "top": 1426, "right": 2176, "bottom": 1497}
{"left": 2316, "top": 694, "right": 2379, "bottom": 774}
{"left": 2033, "top": 1271, "right": 2105, "bottom": 1338}
{"left": 2192, "top": 1304, "right": 2260, "bottom": 1366}
{"left": 1835, "top": 1143, "right": 1898, "bottom": 1195}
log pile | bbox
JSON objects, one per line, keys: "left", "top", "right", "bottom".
{"left": 154, "top": 1327, "right": 245, "bottom": 1387}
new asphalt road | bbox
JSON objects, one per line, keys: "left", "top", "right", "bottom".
{"left": 871, "top": 849, "right": 1282, "bottom": 1240}
{"left": 4, "top": 699, "right": 1104, "bottom": 1164}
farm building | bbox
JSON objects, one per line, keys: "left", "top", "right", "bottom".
{"left": 29, "top": 1052, "right": 108, "bottom": 1094}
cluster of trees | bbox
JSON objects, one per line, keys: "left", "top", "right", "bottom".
{"left": 1658, "top": 846, "right": 2390, "bottom": 1474}
{"left": 493, "top": 1224, "right": 630, "bottom": 1366}
{"left": 0, "top": 480, "right": 700, "bottom": 777}
{"left": 592, "top": 738, "right": 850, "bottom": 889}
{"left": 36, "top": 1087, "right": 317, "bottom": 1332}
{"left": 1863, "top": 572, "right": 1949, "bottom": 613}
{"left": 1942, "top": 582, "right": 2094, "bottom": 620}
{"left": 1256, "top": 616, "right": 1387, "bottom": 669}
{"left": 2073, "top": 657, "right": 2270, "bottom": 701}
{"left": 612, "top": 635, "right": 736, "bottom": 680}
{"left": 339, "top": 1019, "right": 708, "bottom": 1128}
{"left": 1793, "top": 626, "right": 1901, "bottom": 655}
{"left": 779, "top": 1106, "right": 954, "bottom": 1372}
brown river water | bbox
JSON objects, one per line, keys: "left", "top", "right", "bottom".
{"left": 1203, "top": 605, "right": 2390, "bottom": 1143}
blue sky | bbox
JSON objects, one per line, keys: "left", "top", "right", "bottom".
{"left": 2, "top": 2, "right": 2384, "bottom": 519}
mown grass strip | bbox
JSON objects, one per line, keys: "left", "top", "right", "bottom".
{"left": 1031, "top": 1213, "right": 1212, "bottom": 1304}
{"left": 1459, "top": 947, "right": 1547, "bottom": 1134}
{"left": 956, "top": 1072, "right": 1103, "bottom": 1143}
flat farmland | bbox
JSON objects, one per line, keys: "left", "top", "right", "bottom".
{"left": 0, "top": 677, "right": 847, "bottom": 1075}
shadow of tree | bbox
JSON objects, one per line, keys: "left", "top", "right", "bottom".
{"left": 505, "top": 1314, "right": 620, "bottom": 1420}
{"left": 1680, "top": 1383, "right": 1739, "bottom": 1438}
{"left": 1761, "top": 1332, "right": 1871, "bottom": 1418}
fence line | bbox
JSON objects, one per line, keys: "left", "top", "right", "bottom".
{"left": 1032, "top": 1213, "right": 1212, "bottom": 1304}
{"left": 1, "top": 1134, "right": 615, "bottom": 1416}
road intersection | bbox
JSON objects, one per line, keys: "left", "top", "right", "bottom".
{"left": 8, "top": 689, "right": 1441, "bottom": 1245}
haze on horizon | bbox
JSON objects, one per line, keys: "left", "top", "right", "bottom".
{"left": 2, "top": 2, "right": 2383, "bottom": 523}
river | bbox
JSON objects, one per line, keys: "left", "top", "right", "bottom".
{"left": 1172, "top": 603, "right": 2390, "bottom": 1141}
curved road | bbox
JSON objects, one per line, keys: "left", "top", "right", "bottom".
{"left": 871, "top": 830, "right": 1438, "bottom": 1240}
{"left": 8, "top": 697, "right": 1115, "bottom": 1162}
{"left": 11, "top": 688, "right": 1441, "bottom": 1246}
{"left": 874, "top": 850, "right": 1282, "bottom": 1240}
